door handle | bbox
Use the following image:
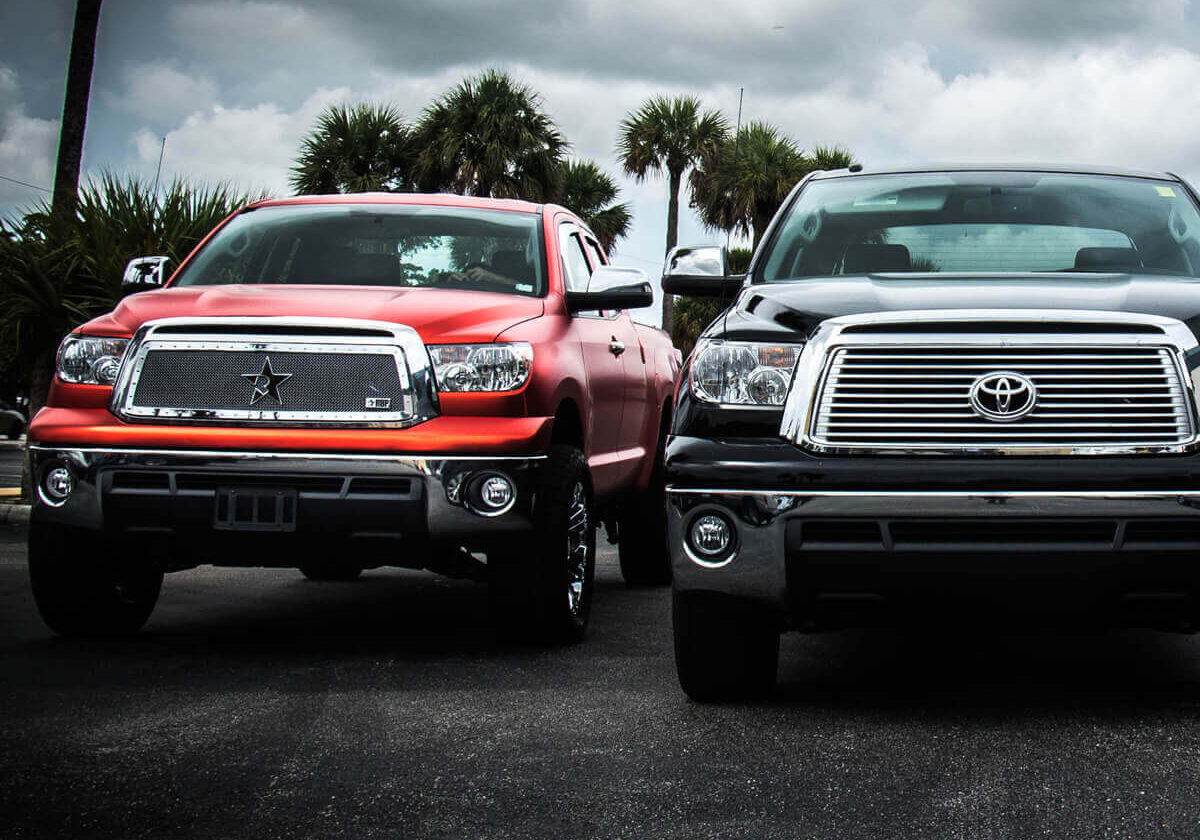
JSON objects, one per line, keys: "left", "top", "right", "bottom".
{"left": 609, "top": 339, "right": 626, "bottom": 356}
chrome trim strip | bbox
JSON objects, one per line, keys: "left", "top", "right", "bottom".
{"left": 30, "top": 445, "right": 546, "bottom": 467}
{"left": 109, "top": 316, "right": 440, "bottom": 428}
{"left": 779, "top": 309, "right": 1200, "bottom": 456}
{"left": 668, "top": 488, "right": 1200, "bottom": 499}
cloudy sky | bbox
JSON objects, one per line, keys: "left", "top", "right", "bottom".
{"left": 4, "top": 0, "right": 1200, "bottom": 296}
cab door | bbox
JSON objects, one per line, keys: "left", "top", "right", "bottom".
{"left": 559, "top": 223, "right": 626, "bottom": 488}
{"left": 582, "top": 236, "right": 650, "bottom": 467}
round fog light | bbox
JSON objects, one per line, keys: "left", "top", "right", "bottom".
{"left": 464, "top": 472, "right": 517, "bottom": 516}
{"left": 41, "top": 466, "right": 74, "bottom": 505}
{"left": 688, "top": 512, "right": 735, "bottom": 562}
{"left": 480, "top": 475, "right": 514, "bottom": 510}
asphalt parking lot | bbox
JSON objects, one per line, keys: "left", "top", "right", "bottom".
{"left": 4, "top": 525, "right": 1200, "bottom": 839}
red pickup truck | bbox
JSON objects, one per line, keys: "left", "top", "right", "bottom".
{"left": 27, "top": 193, "right": 679, "bottom": 643}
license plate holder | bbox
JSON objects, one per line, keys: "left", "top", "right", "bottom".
{"left": 214, "top": 487, "right": 298, "bottom": 532}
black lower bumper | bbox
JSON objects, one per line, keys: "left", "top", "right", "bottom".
{"left": 666, "top": 436, "right": 1200, "bottom": 630}
{"left": 30, "top": 446, "right": 545, "bottom": 570}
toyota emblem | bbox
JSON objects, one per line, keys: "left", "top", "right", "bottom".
{"left": 969, "top": 371, "right": 1037, "bottom": 421}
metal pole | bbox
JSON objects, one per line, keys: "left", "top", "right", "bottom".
{"left": 727, "top": 87, "right": 743, "bottom": 251}
{"left": 152, "top": 135, "right": 166, "bottom": 196}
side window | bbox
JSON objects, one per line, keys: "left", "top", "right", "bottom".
{"left": 584, "top": 237, "right": 607, "bottom": 268}
{"left": 559, "top": 228, "right": 594, "bottom": 292}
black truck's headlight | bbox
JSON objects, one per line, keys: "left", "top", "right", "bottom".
{"left": 428, "top": 342, "right": 533, "bottom": 392}
{"left": 56, "top": 335, "right": 130, "bottom": 385}
{"left": 690, "top": 339, "right": 803, "bottom": 407}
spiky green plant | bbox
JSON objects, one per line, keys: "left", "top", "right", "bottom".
{"left": 0, "top": 174, "right": 261, "bottom": 416}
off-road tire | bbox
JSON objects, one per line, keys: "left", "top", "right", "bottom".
{"left": 673, "top": 589, "right": 779, "bottom": 701}
{"left": 489, "top": 444, "right": 596, "bottom": 644}
{"left": 28, "top": 523, "right": 163, "bottom": 637}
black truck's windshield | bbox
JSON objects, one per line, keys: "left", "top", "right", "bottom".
{"left": 173, "top": 203, "right": 547, "bottom": 296}
{"left": 759, "top": 171, "right": 1200, "bottom": 281}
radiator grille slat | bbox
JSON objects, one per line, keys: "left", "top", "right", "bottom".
{"left": 811, "top": 345, "right": 1193, "bottom": 449}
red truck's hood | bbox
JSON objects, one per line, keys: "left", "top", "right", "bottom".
{"left": 83, "top": 285, "right": 545, "bottom": 344}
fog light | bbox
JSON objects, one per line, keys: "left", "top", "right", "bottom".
{"left": 41, "top": 466, "right": 74, "bottom": 506}
{"left": 480, "top": 475, "right": 514, "bottom": 510}
{"left": 688, "top": 512, "right": 735, "bottom": 563}
{"left": 464, "top": 471, "right": 517, "bottom": 516}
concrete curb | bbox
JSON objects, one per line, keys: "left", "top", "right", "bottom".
{"left": 0, "top": 504, "right": 30, "bottom": 528}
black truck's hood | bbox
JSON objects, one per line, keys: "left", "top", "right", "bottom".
{"left": 719, "top": 273, "right": 1200, "bottom": 342}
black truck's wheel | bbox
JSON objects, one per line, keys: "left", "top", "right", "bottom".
{"left": 673, "top": 590, "right": 779, "bottom": 701}
{"left": 490, "top": 444, "right": 596, "bottom": 644}
{"left": 28, "top": 524, "right": 163, "bottom": 637}
{"left": 299, "top": 561, "right": 363, "bottom": 581}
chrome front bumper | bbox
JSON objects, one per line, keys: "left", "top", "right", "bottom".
{"left": 668, "top": 488, "right": 1200, "bottom": 612}
{"left": 30, "top": 445, "right": 545, "bottom": 550}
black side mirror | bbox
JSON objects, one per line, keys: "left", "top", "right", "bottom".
{"left": 565, "top": 266, "right": 654, "bottom": 313}
{"left": 122, "top": 256, "right": 170, "bottom": 292}
{"left": 661, "top": 244, "right": 744, "bottom": 297}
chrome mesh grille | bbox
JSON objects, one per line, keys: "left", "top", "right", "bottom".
{"left": 130, "top": 349, "right": 407, "bottom": 413}
{"left": 811, "top": 346, "right": 1193, "bottom": 449}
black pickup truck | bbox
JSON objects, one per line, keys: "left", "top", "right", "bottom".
{"left": 663, "top": 165, "right": 1200, "bottom": 700}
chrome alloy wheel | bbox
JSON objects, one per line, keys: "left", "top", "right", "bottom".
{"left": 565, "top": 480, "right": 590, "bottom": 616}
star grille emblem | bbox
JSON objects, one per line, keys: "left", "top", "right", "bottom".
{"left": 240, "top": 357, "right": 293, "bottom": 406}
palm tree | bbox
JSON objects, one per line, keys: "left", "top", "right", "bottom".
{"left": 553, "top": 160, "right": 632, "bottom": 254}
{"left": 51, "top": 0, "right": 103, "bottom": 223}
{"left": 412, "top": 70, "right": 568, "bottom": 201}
{"left": 616, "top": 95, "right": 728, "bottom": 330}
{"left": 690, "top": 122, "right": 807, "bottom": 249}
{"left": 693, "top": 129, "right": 859, "bottom": 248}
{"left": 807, "top": 144, "right": 857, "bottom": 172}
{"left": 290, "top": 104, "right": 414, "bottom": 194}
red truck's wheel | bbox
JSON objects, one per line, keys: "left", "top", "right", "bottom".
{"left": 673, "top": 590, "right": 779, "bottom": 702}
{"left": 28, "top": 524, "right": 163, "bottom": 637}
{"left": 489, "top": 444, "right": 596, "bottom": 644}
{"left": 617, "top": 425, "right": 671, "bottom": 585}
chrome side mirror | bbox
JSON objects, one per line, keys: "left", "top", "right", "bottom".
{"left": 122, "top": 256, "right": 170, "bottom": 290}
{"left": 662, "top": 245, "right": 744, "bottom": 298}
{"left": 565, "top": 266, "right": 653, "bottom": 314}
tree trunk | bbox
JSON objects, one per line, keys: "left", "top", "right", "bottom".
{"left": 51, "top": 0, "right": 103, "bottom": 224}
{"left": 662, "top": 167, "right": 682, "bottom": 334}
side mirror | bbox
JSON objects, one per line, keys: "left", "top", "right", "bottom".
{"left": 565, "top": 266, "right": 654, "bottom": 314}
{"left": 122, "top": 256, "right": 170, "bottom": 291}
{"left": 661, "top": 244, "right": 744, "bottom": 298}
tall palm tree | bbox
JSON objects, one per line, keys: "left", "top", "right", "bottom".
{"left": 290, "top": 104, "right": 414, "bottom": 194}
{"left": 691, "top": 121, "right": 806, "bottom": 248}
{"left": 693, "top": 128, "right": 859, "bottom": 248}
{"left": 412, "top": 70, "right": 568, "bottom": 201}
{"left": 616, "top": 95, "right": 728, "bottom": 330}
{"left": 51, "top": 0, "right": 103, "bottom": 224}
{"left": 553, "top": 159, "right": 632, "bottom": 254}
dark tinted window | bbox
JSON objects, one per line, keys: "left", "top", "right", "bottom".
{"left": 761, "top": 172, "right": 1200, "bottom": 281}
{"left": 174, "top": 204, "right": 546, "bottom": 296}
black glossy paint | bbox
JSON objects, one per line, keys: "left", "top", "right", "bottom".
{"left": 715, "top": 273, "right": 1200, "bottom": 344}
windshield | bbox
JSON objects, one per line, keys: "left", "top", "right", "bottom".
{"left": 759, "top": 172, "right": 1200, "bottom": 281}
{"left": 173, "top": 203, "right": 547, "bottom": 296}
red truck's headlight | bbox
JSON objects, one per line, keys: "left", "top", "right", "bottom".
{"left": 427, "top": 342, "right": 533, "bottom": 393}
{"left": 56, "top": 335, "right": 130, "bottom": 385}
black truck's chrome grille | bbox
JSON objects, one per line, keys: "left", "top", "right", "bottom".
{"left": 110, "top": 317, "right": 440, "bottom": 427}
{"left": 811, "top": 346, "right": 1193, "bottom": 449}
